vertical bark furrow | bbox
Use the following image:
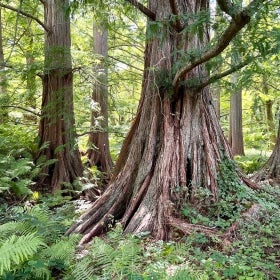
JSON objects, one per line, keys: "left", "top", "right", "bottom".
{"left": 67, "top": 0, "right": 258, "bottom": 244}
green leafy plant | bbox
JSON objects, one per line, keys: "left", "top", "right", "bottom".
{"left": 0, "top": 202, "right": 80, "bottom": 279}
{"left": 235, "top": 153, "right": 268, "bottom": 174}
{"left": 0, "top": 124, "right": 39, "bottom": 198}
{"left": 0, "top": 233, "right": 46, "bottom": 275}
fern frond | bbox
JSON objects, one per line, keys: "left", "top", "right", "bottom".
{"left": 70, "top": 257, "right": 97, "bottom": 280}
{"left": 27, "top": 205, "right": 52, "bottom": 224}
{"left": 111, "top": 238, "right": 142, "bottom": 274}
{"left": 42, "top": 234, "right": 81, "bottom": 264}
{"left": 0, "top": 233, "right": 46, "bottom": 275}
{"left": 91, "top": 238, "right": 117, "bottom": 272}
{"left": 0, "top": 221, "right": 36, "bottom": 238}
{"left": 167, "top": 266, "right": 210, "bottom": 280}
{"left": 31, "top": 266, "right": 51, "bottom": 280}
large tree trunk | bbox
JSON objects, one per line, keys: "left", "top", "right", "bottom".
{"left": 67, "top": 0, "right": 257, "bottom": 244}
{"left": 87, "top": 24, "right": 113, "bottom": 177}
{"left": 36, "top": 0, "right": 83, "bottom": 192}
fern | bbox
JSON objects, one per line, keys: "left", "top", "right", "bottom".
{"left": 70, "top": 257, "right": 97, "bottom": 280}
{"left": 0, "top": 220, "right": 34, "bottom": 238}
{"left": 42, "top": 234, "right": 80, "bottom": 265}
{"left": 70, "top": 225, "right": 143, "bottom": 280}
{"left": 0, "top": 233, "right": 46, "bottom": 275}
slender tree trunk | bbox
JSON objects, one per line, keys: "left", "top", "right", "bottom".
{"left": 36, "top": 0, "right": 83, "bottom": 192}
{"left": 87, "top": 24, "right": 113, "bottom": 177}
{"left": 262, "top": 75, "right": 276, "bottom": 148}
{"left": 229, "top": 83, "right": 244, "bottom": 156}
{"left": 212, "top": 87, "right": 220, "bottom": 118}
{"left": 0, "top": 8, "right": 8, "bottom": 123}
{"left": 67, "top": 0, "right": 257, "bottom": 244}
{"left": 24, "top": 27, "right": 38, "bottom": 123}
{"left": 229, "top": 52, "right": 244, "bottom": 156}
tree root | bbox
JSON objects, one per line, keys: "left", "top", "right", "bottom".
{"left": 169, "top": 217, "right": 218, "bottom": 237}
{"left": 168, "top": 203, "right": 261, "bottom": 247}
{"left": 222, "top": 203, "right": 260, "bottom": 242}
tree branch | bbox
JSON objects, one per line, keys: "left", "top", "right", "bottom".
{"left": 0, "top": 105, "right": 41, "bottom": 117}
{"left": 125, "top": 0, "right": 156, "bottom": 21}
{"left": 169, "top": 0, "right": 184, "bottom": 31}
{"left": 0, "top": 3, "right": 49, "bottom": 33}
{"left": 217, "top": 0, "right": 237, "bottom": 17}
{"left": 172, "top": 0, "right": 267, "bottom": 91}
{"left": 108, "top": 55, "right": 143, "bottom": 72}
{"left": 196, "top": 56, "right": 254, "bottom": 89}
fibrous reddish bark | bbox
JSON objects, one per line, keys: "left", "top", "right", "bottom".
{"left": 67, "top": 0, "right": 259, "bottom": 244}
{"left": 36, "top": 0, "right": 83, "bottom": 192}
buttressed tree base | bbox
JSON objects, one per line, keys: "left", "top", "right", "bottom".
{"left": 67, "top": 0, "right": 267, "bottom": 245}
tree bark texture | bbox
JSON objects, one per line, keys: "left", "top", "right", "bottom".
{"left": 67, "top": 0, "right": 257, "bottom": 244}
{"left": 0, "top": 8, "right": 8, "bottom": 123}
{"left": 212, "top": 87, "right": 220, "bottom": 119}
{"left": 37, "top": 0, "right": 83, "bottom": 192}
{"left": 87, "top": 24, "right": 113, "bottom": 176}
{"left": 229, "top": 72, "right": 244, "bottom": 156}
{"left": 263, "top": 75, "right": 276, "bottom": 148}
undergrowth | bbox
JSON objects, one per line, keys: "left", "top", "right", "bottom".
{"left": 0, "top": 183, "right": 279, "bottom": 279}
{"left": 66, "top": 182, "right": 279, "bottom": 280}
{"left": 0, "top": 154, "right": 279, "bottom": 279}
{"left": 0, "top": 200, "right": 80, "bottom": 280}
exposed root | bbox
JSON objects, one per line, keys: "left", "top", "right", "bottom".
{"left": 169, "top": 217, "right": 218, "bottom": 237}
{"left": 240, "top": 172, "right": 259, "bottom": 190}
{"left": 222, "top": 203, "right": 261, "bottom": 243}
{"left": 167, "top": 203, "right": 261, "bottom": 247}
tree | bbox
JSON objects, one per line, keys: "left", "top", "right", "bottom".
{"left": 87, "top": 23, "right": 113, "bottom": 177}
{"left": 0, "top": 7, "right": 8, "bottom": 123}
{"left": 36, "top": 0, "right": 83, "bottom": 191}
{"left": 229, "top": 54, "right": 245, "bottom": 156}
{"left": 67, "top": 0, "right": 270, "bottom": 245}
{"left": 262, "top": 74, "right": 276, "bottom": 148}
{"left": 253, "top": 117, "right": 280, "bottom": 183}
{"left": 0, "top": 1, "right": 84, "bottom": 192}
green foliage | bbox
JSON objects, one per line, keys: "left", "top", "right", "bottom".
{"left": 154, "top": 68, "right": 174, "bottom": 96}
{"left": 0, "top": 124, "right": 39, "bottom": 197}
{"left": 184, "top": 185, "right": 280, "bottom": 280}
{"left": 235, "top": 153, "right": 268, "bottom": 174}
{"left": 214, "top": 156, "right": 255, "bottom": 227}
{"left": 0, "top": 183, "right": 279, "bottom": 280}
{"left": 70, "top": 224, "right": 143, "bottom": 280}
{"left": 182, "top": 156, "right": 256, "bottom": 229}
{"left": 0, "top": 233, "right": 46, "bottom": 275}
{"left": 0, "top": 201, "right": 80, "bottom": 279}
{"left": 69, "top": 225, "right": 207, "bottom": 280}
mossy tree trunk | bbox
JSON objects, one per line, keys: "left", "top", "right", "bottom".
{"left": 37, "top": 0, "right": 83, "bottom": 192}
{"left": 67, "top": 0, "right": 260, "bottom": 244}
